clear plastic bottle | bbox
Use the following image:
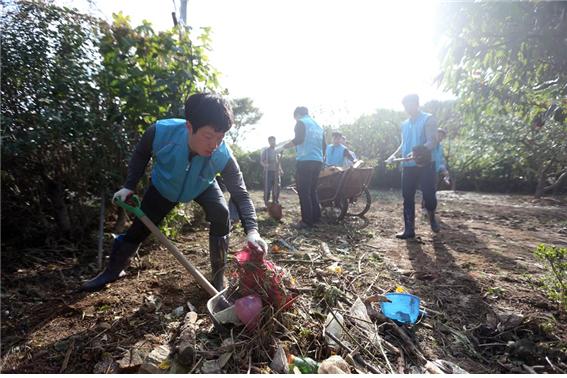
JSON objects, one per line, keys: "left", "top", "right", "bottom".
{"left": 324, "top": 311, "right": 344, "bottom": 349}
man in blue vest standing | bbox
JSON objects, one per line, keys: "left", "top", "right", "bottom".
{"left": 325, "top": 131, "right": 356, "bottom": 168}
{"left": 82, "top": 93, "right": 268, "bottom": 292}
{"left": 281, "top": 106, "right": 326, "bottom": 229}
{"left": 386, "top": 94, "right": 440, "bottom": 239}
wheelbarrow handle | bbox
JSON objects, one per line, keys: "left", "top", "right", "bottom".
{"left": 114, "top": 196, "right": 219, "bottom": 297}
{"left": 394, "top": 157, "right": 413, "bottom": 162}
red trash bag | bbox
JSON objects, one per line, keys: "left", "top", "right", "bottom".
{"left": 233, "top": 247, "right": 295, "bottom": 310}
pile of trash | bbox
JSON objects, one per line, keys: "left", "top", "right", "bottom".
{"left": 112, "top": 274, "right": 470, "bottom": 374}
{"left": 109, "top": 241, "right": 470, "bottom": 374}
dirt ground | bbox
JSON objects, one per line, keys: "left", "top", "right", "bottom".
{"left": 1, "top": 189, "right": 566, "bottom": 373}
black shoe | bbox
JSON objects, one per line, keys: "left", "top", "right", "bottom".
{"left": 396, "top": 230, "right": 416, "bottom": 239}
{"left": 293, "top": 221, "right": 312, "bottom": 230}
{"left": 81, "top": 235, "right": 140, "bottom": 292}
{"left": 210, "top": 235, "right": 229, "bottom": 291}
{"left": 428, "top": 210, "right": 441, "bottom": 233}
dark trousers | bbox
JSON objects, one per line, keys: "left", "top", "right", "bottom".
{"left": 421, "top": 172, "right": 441, "bottom": 210}
{"left": 296, "top": 160, "right": 322, "bottom": 226}
{"left": 402, "top": 163, "right": 437, "bottom": 224}
{"left": 263, "top": 170, "right": 280, "bottom": 205}
{"left": 124, "top": 182, "right": 229, "bottom": 244}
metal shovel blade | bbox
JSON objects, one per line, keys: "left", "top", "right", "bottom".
{"left": 207, "top": 289, "right": 242, "bottom": 326}
{"left": 114, "top": 196, "right": 241, "bottom": 329}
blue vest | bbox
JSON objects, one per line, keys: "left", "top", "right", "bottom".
{"left": 325, "top": 144, "right": 346, "bottom": 166}
{"left": 401, "top": 111, "right": 432, "bottom": 168}
{"left": 296, "top": 116, "right": 323, "bottom": 162}
{"left": 432, "top": 143, "right": 446, "bottom": 173}
{"left": 150, "top": 119, "right": 231, "bottom": 203}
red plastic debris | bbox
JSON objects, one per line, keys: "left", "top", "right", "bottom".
{"left": 233, "top": 246, "right": 295, "bottom": 310}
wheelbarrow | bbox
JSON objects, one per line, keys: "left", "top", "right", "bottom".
{"left": 115, "top": 195, "right": 244, "bottom": 329}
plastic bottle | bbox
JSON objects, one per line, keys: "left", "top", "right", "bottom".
{"left": 324, "top": 311, "right": 344, "bottom": 349}
{"left": 287, "top": 354, "right": 319, "bottom": 374}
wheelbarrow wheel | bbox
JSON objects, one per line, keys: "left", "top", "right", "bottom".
{"left": 346, "top": 188, "right": 372, "bottom": 217}
{"left": 321, "top": 198, "right": 348, "bottom": 223}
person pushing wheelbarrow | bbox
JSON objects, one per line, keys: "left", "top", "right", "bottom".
{"left": 82, "top": 93, "right": 268, "bottom": 292}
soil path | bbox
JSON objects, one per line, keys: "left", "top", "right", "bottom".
{"left": 1, "top": 190, "right": 566, "bottom": 373}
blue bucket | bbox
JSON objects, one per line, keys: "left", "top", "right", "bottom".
{"left": 380, "top": 293, "right": 420, "bottom": 324}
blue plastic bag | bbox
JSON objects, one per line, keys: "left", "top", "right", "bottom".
{"left": 380, "top": 293, "right": 420, "bottom": 324}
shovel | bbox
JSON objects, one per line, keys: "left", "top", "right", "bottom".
{"left": 114, "top": 195, "right": 243, "bottom": 328}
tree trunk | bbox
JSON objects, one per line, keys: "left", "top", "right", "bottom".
{"left": 545, "top": 169, "right": 567, "bottom": 196}
{"left": 552, "top": 171, "right": 567, "bottom": 195}
{"left": 534, "top": 159, "right": 555, "bottom": 198}
{"left": 534, "top": 171, "right": 547, "bottom": 199}
{"left": 45, "top": 178, "right": 72, "bottom": 234}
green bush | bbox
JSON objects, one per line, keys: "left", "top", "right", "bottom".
{"left": 159, "top": 202, "right": 206, "bottom": 240}
{"left": 1, "top": 1, "right": 220, "bottom": 246}
{"left": 533, "top": 244, "right": 567, "bottom": 312}
{"left": 235, "top": 149, "right": 296, "bottom": 190}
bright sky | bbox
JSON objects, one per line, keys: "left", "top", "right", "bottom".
{"left": 66, "top": 0, "right": 452, "bottom": 151}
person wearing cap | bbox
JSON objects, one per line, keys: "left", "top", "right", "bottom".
{"left": 324, "top": 131, "right": 356, "bottom": 168}
{"left": 385, "top": 94, "right": 439, "bottom": 239}
{"left": 281, "top": 106, "right": 326, "bottom": 229}
{"left": 82, "top": 93, "right": 268, "bottom": 292}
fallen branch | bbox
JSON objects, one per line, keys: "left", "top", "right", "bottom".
{"left": 545, "top": 356, "right": 566, "bottom": 374}
{"left": 188, "top": 357, "right": 203, "bottom": 374}
{"left": 325, "top": 329, "right": 382, "bottom": 374}
{"left": 522, "top": 364, "right": 537, "bottom": 374}
{"left": 397, "top": 349, "right": 405, "bottom": 374}
{"left": 358, "top": 252, "right": 367, "bottom": 274}
{"left": 385, "top": 320, "right": 427, "bottom": 364}
{"left": 59, "top": 338, "right": 75, "bottom": 373}
{"left": 274, "top": 259, "right": 326, "bottom": 265}
{"left": 374, "top": 322, "right": 395, "bottom": 374}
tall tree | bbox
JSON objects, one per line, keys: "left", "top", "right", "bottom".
{"left": 437, "top": 0, "right": 567, "bottom": 197}
{"left": 1, "top": 0, "right": 221, "bottom": 244}
{"left": 226, "top": 97, "right": 263, "bottom": 146}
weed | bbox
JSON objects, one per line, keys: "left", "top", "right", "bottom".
{"left": 533, "top": 244, "right": 567, "bottom": 312}
{"left": 160, "top": 203, "right": 204, "bottom": 239}
{"left": 485, "top": 286, "right": 505, "bottom": 298}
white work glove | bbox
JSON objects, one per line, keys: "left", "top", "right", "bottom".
{"left": 440, "top": 169, "right": 450, "bottom": 185}
{"left": 247, "top": 229, "right": 268, "bottom": 255}
{"left": 113, "top": 187, "right": 133, "bottom": 202}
